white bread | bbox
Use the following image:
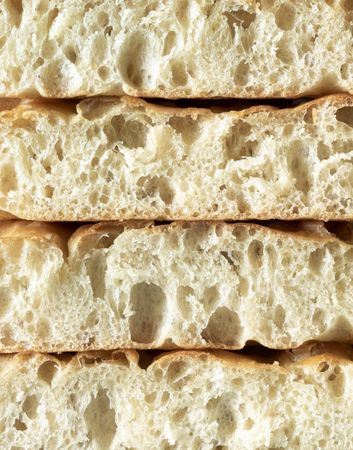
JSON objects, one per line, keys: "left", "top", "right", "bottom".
{"left": 2, "top": 220, "right": 353, "bottom": 352}
{"left": 1, "top": 95, "right": 353, "bottom": 221}
{"left": 1, "top": 346, "right": 353, "bottom": 449}
{"left": 0, "top": 0, "right": 352, "bottom": 98}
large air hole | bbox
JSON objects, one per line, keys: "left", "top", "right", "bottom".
{"left": 129, "top": 282, "right": 166, "bottom": 343}
{"left": 340, "top": 63, "right": 350, "bottom": 80}
{"left": 202, "top": 286, "right": 220, "bottom": 312}
{"left": 317, "top": 142, "right": 330, "bottom": 160}
{"left": 37, "top": 360, "right": 58, "bottom": 385}
{"left": 163, "top": 31, "right": 177, "bottom": 55}
{"left": 84, "top": 252, "right": 107, "bottom": 299}
{"left": 44, "top": 185, "right": 54, "bottom": 198}
{"left": 275, "top": 4, "right": 296, "bottom": 30}
{"left": 158, "top": 177, "right": 175, "bottom": 204}
{"left": 84, "top": 389, "right": 117, "bottom": 449}
{"left": 172, "top": 407, "right": 188, "bottom": 423}
{"left": 201, "top": 307, "right": 243, "bottom": 346}
{"left": 336, "top": 107, "right": 353, "bottom": 128}
{"left": 234, "top": 61, "right": 250, "bottom": 85}
{"left": 0, "top": 164, "right": 18, "bottom": 194}
{"left": 119, "top": 32, "right": 150, "bottom": 88}
{"left": 303, "top": 106, "right": 317, "bottom": 124}
{"left": 98, "top": 66, "right": 110, "bottom": 80}
{"left": 10, "top": 0, "right": 23, "bottom": 27}
{"left": 167, "top": 361, "right": 188, "bottom": 383}
{"left": 22, "top": 395, "right": 39, "bottom": 420}
{"left": 327, "top": 366, "right": 345, "bottom": 397}
{"left": 14, "top": 418, "right": 27, "bottom": 431}
{"left": 225, "top": 121, "right": 255, "bottom": 160}
{"left": 206, "top": 396, "right": 237, "bottom": 437}
{"left": 33, "top": 57, "right": 45, "bottom": 69}
{"left": 238, "top": 276, "right": 248, "bottom": 297}
{"left": 175, "top": 0, "right": 189, "bottom": 27}
{"left": 168, "top": 116, "right": 200, "bottom": 145}
{"left": 247, "top": 240, "right": 263, "bottom": 269}
{"left": 318, "top": 361, "right": 330, "bottom": 372}
{"left": 0, "top": 287, "right": 11, "bottom": 317}
{"left": 161, "top": 391, "right": 170, "bottom": 404}
{"left": 97, "top": 11, "right": 109, "bottom": 27}
{"left": 276, "top": 37, "right": 294, "bottom": 64}
{"left": 224, "top": 9, "right": 256, "bottom": 39}
{"left": 273, "top": 305, "right": 285, "bottom": 329}
{"left": 46, "top": 8, "right": 59, "bottom": 31}
{"left": 12, "top": 0, "right": 23, "bottom": 15}
{"left": 171, "top": 60, "right": 188, "bottom": 86}
{"left": 145, "top": 392, "right": 156, "bottom": 403}
{"left": 105, "top": 115, "right": 148, "bottom": 148}
{"left": 286, "top": 141, "right": 311, "bottom": 194}
{"left": 329, "top": 316, "right": 353, "bottom": 340}
{"left": 312, "top": 308, "right": 326, "bottom": 332}
{"left": 136, "top": 175, "right": 175, "bottom": 204}
{"left": 37, "top": 319, "right": 50, "bottom": 339}
{"left": 40, "top": 40, "right": 57, "bottom": 59}
{"left": 309, "top": 248, "right": 325, "bottom": 274}
{"left": 64, "top": 46, "right": 77, "bottom": 64}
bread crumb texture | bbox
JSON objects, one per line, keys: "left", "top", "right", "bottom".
{"left": 1, "top": 220, "right": 353, "bottom": 351}
{"left": 0, "top": 350, "right": 353, "bottom": 449}
{"left": 0, "top": 95, "right": 353, "bottom": 220}
{"left": 0, "top": 0, "right": 352, "bottom": 98}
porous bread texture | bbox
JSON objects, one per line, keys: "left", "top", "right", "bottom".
{"left": 1, "top": 349, "right": 352, "bottom": 449}
{"left": 0, "top": 0, "right": 352, "bottom": 98}
{"left": 2, "top": 220, "right": 353, "bottom": 352}
{"left": 1, "top": 95, "right": 353, "bottom": 221}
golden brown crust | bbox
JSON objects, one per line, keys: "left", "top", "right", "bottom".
{"left": 2, "top": 348, "right": 352, "bottom": 373}
{"left": 1, "top": 93, "right": 352, "bottom": 122}
{"left": 0, "top": 211, "right": 18, "bottom": 220}
{"left": 68, "top": 220, "right": 351, "bottom": 252}
{"left": 0, "top": 220, "right": 70, "bottom": 255}
{"left": 0, "top": 349, "right": 139, "bottom": 370}
{"left": 0, "top": 220, "right": 350, "bottom": 262}
{"left": 0, "top": 98, "right": 25, "bottom": 112}
{"left": 277, "top": 342, "right": 353, "bottom": 366}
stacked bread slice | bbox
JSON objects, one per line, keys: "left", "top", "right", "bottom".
{"left": 1, "top": 0, "right": 352, "bottom": 98}
{"left": 1, "top": 1, "right": 353, "bottom": 448}
{"left": 1, "top": 94, "right": 353, "bottom": 221}
{"left": 1, "top": 220, "right": 353, "bottom": 353}
{"left": 2, "top": 345, "right": 353, "bottom": 449}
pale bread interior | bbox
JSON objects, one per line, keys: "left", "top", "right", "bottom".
{"left": 0, "top": 95, "right": 353, "bottom": 220}
{"left": 1, "top": 220, "right": 353, "bottom": 352}
{"left": 1, "top": 349, "right": 352, "bottom": 449}
{"left": 0, "top": 0, "right": 352, "bottom": 98}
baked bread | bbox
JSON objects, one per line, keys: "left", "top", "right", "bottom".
{"left": 1, "top": 219, "right": 353, "bottom": 352}
{"left": 1, "top": 346, "right": 353, "bottom": 448}
{"left": 1, "top": 95, "right": 353, "bottom": 221}
{"left": 0, "top": 0, "right": 352, "bottom": 98}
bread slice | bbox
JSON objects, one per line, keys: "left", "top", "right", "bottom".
{"left": 1, "top": 95, "right": 353, "bottom": 221}
{"left": 0, "top": 0, "right": 352, "bottom": 98}
{"left": 2, "top": 219, "right": 353, "bottom": 352}
{"left": 1, "top": 345, "right": 353, "bottom": 449}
